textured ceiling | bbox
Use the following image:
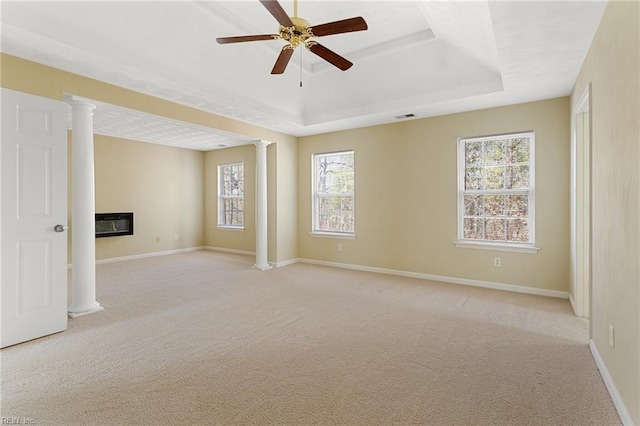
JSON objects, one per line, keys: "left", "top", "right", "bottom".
{"left": 67, "top": 97, "right": 255, "bottom": 151}
{"left": 0, "top": 0, "right": 607, "bottom": 149}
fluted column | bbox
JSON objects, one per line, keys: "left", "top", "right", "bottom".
{"left": 66, "top": 96, "right": 104, "bottom": 317}
{"left": 254, "top": 140, "right": 272, "bottom": 270}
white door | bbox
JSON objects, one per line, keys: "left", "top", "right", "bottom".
{"left": 1, "top": 88, "right": 68, "bottom": 348}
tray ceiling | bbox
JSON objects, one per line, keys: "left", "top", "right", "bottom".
{"left": 1, "top": 1, "right": 607, "bottom": 143}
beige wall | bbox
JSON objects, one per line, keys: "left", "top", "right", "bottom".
{"left": 1, "top": 53, "right": 296, "bottom": 264}
{"left": 204, "top": 143, "right": 289, "bottom": 264}
{"left": 275, "top": 139, "right": 299, "bottom": 263}
{"left": 572, "top": 1, "right": 640, "bottom": 422}
{"left": 298, "top": 98, "right": 570, "bottom": 292}
{"left": 89, "top": 136, "right": 204, "bottom": 260}
{"left": 204, "top": 145, "right": 256, "bottom": 253}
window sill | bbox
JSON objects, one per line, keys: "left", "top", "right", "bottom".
{"left": 309, "top": 232, "right": 356, "bottom": 240}
{"left": 455, "top": 241, "right": 539, "bottom": 254}
{"left": 216, "top": 226, "right": 245, "bottom": 232}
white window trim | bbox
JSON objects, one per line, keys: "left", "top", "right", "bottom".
{"left": 456, "top": 131, "right": 539, "bottom": 253}
{"left": 311, "top": 150, "right": 355, "bottom": 237}
{"left": 217, "top": 162, "right": 245, "bottom": 230}
{"left": 454, "top": 241, "right": 539, "bottom": 254}
{"left": 308, "top": 231, "right": 357, "bottom": 240}
{"left": 216, "top": 225, "right": 245, "bottom": 231}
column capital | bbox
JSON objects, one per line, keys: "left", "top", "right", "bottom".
{"left": 254, "top": 140, "right": 272, "bottom": 148}
{"left": 64, "top": 95, "right": 96, "bottom": 112}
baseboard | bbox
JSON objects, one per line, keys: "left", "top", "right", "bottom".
{"left": 204, "top": 247, "right": 297, "bottom": 267}
{"left": 67, "top": 247, "right": 206, "bottom": 268}
{"left": 271, "top": 258, "right": 299, "bottom": 268}
{"left": 203, "top": 246, "right": 255, "bottom": 256}
{"left": 204, "top": 247, "right": 301, "bottom": 267}
{"left": 569, "top": 293, "right": 578, "bottom": 315}
{"left": 72, "top": 251, "right": 570, "bottom": 300}
{"left": 589, "top": 340, "right": 634, "bottom": 425}
{"left": 297, "top": 258, "right": 569, "bottom": 299}
{"left": 96, "top": 247, "right": 205, "bottom": 265}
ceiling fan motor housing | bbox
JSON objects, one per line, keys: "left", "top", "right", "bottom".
{"left": 280, "top": 17, "right": 312, "bottom": 48}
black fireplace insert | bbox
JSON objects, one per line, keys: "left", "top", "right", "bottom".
{"left": 95, "top": 212, "right": 134, "bottom": 238}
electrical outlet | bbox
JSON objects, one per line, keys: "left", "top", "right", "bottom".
{"left": 337, "top": 243, "right": 343, "bottom": 252}
{"left": 493, "top": 257, "right": 501, "bottom": 267}
{"left": 155, "top": 236, "right": 160, "bottom": 243}
{"left": 609, "top": 324, "right": 615, "bottom": 347}
{"left": 174, "top": 234, "right": 179, "bottom": 241}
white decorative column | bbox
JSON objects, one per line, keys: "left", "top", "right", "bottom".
{"left": 66, "top": 96, "right": 104, "bottom": 317}
{"left": 254, "top": 140, "right": 272, "bottom": 270}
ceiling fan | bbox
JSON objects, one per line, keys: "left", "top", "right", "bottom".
{"left": 216, "top": 0, "right": 368, "bottom": 75}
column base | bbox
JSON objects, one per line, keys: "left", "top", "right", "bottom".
{"left": 68, "top": 304, "right": 104, "bottom": 318}
{"left": 252, "top": 264, "right": 273, "bottom": 271}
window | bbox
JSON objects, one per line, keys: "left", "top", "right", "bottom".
{"left": 457, "top": 132, "right": 537, "bottom": 252}
{"left": 312, "top": 151, "right": 355, "bottom": 235}
{"left": 218, "top": 163, "right": 244, "bottom": 228}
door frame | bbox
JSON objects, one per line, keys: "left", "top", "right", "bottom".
{"left": 570, "top": 84, "right": 591, "bottom": 320}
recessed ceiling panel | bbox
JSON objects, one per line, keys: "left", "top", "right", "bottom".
{"left": 0, "top": 0, "right": 607, "bottom": 138}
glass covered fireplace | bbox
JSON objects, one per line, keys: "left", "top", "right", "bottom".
{"left": 95, "top": 212, "right": 134, "bottom": 238}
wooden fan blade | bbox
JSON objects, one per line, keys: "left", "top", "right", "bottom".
{"left": 309, "top": 17, "right": 368, "bottom": 37}
{"left": 216, "top": 34, "right": 279, "bottom": 44}
{"left": 259, "top": 0, "right": 294, "bottom": 27}
{"left": 271, "top": 47, "right": 295, "bottom": 74}
{"left": 307, "top": 42, "right": 352, "bottom": 71}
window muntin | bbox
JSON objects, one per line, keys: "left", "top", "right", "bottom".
{"left": 458, "top": 132, "right": 535, "bottom": 246}
{"left": 218, "top": 162, "right": 244, "bottom": 228}
{"left": 312, "top": 151, "right": 355, "bottom": 235}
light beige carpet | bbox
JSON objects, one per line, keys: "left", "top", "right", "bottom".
{"left": 1, "top": 251, "right": 620, "bottom": 425}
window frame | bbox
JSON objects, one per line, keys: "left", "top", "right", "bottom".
{"left": 456, "top": 132, "right": 539, "bottom": 253}
{"left": 311, "top": 150, "right": 356, "bottom": 238}
{"left": 217, "top": 162, "right": 245, "bottom": 230}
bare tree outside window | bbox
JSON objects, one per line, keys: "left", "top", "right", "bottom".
{"left": 218, "top": 163, "right": 244, "bottom": 227}
{"left": 313, "top": 151, "right": 355, "bottom": 234}
{"left": 458, "top": 133, "right": 534, "bottom": 246}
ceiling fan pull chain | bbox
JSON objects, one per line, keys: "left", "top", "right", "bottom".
{"left": 300, "top": 47, "right": 303, "bottom": 87}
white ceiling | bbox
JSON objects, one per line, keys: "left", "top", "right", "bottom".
{"left": 1, "top": 0, "right": 607, "bottom": 149}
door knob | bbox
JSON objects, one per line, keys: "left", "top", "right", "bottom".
{"left": 54, "top": 224, "right": 68, "bottom": 233}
